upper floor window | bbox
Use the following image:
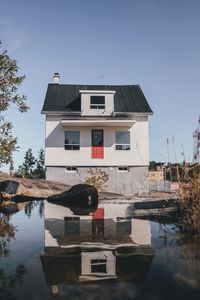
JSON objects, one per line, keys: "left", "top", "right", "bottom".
{"left": 64, "top": 131, "right": 80, "bottom": 150}
{"left": 115, "top": 131, "right": 130, "bottom": 150}
{"left": 90, "top": 96, "right": 105, "bottom": 109}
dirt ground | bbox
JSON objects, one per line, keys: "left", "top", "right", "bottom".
{"left": 0, "top": 176, "right": 177, "bottom": 200}
{"left": 0, "top": 177, "right": 70, "bottom": 198}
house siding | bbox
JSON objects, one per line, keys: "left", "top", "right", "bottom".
{"left": 45, "top": 115, "right": 149, "bottom": 167}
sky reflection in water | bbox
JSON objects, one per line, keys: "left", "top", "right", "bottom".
{"left": 0, "top": 200, "right": 200, "bottom": 300}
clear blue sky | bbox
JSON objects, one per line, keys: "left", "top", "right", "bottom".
{"left": 0, "top": 0, "right": 199, "bottom": 171}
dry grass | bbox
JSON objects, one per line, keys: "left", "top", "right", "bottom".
{"left": 179, "top": 164, "right": 200, "bottom": 233}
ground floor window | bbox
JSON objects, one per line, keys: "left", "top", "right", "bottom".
{"left": 118, "top": 166, "right": 130, "bottom": 172}
{"left": 64, "top": 131, "right": 80, "bottom": 150}
{"left": 65, "top": 166, "right": 78, "bottom": 172}
{"left": 115, "top": 131, "right": 130, "bottom": 150}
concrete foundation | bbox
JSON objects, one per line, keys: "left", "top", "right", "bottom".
{"left": 46, "top": 166, "right": 149, "bottom": 195}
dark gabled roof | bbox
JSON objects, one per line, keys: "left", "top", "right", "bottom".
{"left": 41, "top": 84, "right": 153, "bottom": 114}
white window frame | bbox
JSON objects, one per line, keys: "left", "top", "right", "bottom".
{"left": 90, "top": 95, "right": 105, "bottom": 110}
{"left": 64, "top": 131, "right": 80, "bottom": 150}
{"left": 115, "top": 131, "right": 130, "bottom": 150}
{"left": 90, "top": 258, "right": 107, "bottom": 274}
{"left": 80, "top": 251, "right": 116, "bottom": 277}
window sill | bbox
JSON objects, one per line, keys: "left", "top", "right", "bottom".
{"left": 90, "top": 108, "right": 106, "bottom": 110}
{"left": 115, "top": 149, "right": 131, "bottom": 151}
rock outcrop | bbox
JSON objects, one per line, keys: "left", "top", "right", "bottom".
{"left": 0, "top": 178, "right": 70, "bottom": 201}
{"left": 0, "top": 180, "right": 29, "bottom": 200}
{"left": 0, "top": 180, "right": 98, "bottom": 210}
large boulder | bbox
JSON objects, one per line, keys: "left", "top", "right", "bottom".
{"left": 0, "top": 181, "right": 99, "bottom": 210}
{"left": 0, "top": 180, "right": 29, "bottom": 200}
{"left": 48, "top": 184, "right": 98, "bottom": 209}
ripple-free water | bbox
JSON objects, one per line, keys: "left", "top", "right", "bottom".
{"left": 0, "top": 200, "right": 200, "bottom": 300}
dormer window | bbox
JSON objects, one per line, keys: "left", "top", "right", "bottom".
{"left": 90, "top": 96, "right": 105, "bottom": 109}
{"left": 79, "top": 90, "right": 115, "bottom": 115}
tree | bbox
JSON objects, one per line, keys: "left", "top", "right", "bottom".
{"left": 16, "top": 148, "right": 36, "bottom": 178}
{"left": 15, "top": 148, "right": 45, "bottom": 179}
{"left": 33, "top": 149, "right": 45, "bottom": 179}
{"left": 0, "top": 42, "right": 29, "bottom": 166}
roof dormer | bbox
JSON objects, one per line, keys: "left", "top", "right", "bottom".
{"left": 79, "top": 90, "right": 115, "bottom": 116}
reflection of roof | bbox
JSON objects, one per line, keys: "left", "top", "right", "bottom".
{"left": 40, "top": 246, "right": 155, "bottom": 285}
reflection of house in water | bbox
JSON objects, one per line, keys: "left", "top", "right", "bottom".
{"left": 41, "top": 201, "right": 155, "bottom": 296}
{"left": 44, "top": 202, "right": 152, "bottom": 246}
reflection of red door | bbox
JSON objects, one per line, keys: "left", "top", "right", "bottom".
{"left": 92, "top": 208, "right": 104, "bottom": 220}
{"left": 92, "top": 130, "right": 104, "bottom": 158}
{"left": 92, "top": 208, "right": 104, "bottom": 237}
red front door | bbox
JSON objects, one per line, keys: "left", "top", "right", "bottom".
{"left": 92, "top": 130, "right": 104, "bottom": 158}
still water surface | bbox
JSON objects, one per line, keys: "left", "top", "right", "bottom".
{"left": 0, "top": 200, "right": 200, "bottom": 300}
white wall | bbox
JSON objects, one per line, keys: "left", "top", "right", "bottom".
{"left": 45, "top": 115, "right": 149, "bottom": 166}
{"left": 130, "top": 219, "right": 151, "bottom": 245}
{"left": 81, "top": 91, "right": 114, "bottom": 116}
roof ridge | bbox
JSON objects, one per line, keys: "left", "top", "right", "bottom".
{"left": 48, "top": 83, "right": 140, "bottom": 87}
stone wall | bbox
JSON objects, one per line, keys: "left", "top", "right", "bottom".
{"left": 46, "top": 166, "right": 149, "bottom": 196}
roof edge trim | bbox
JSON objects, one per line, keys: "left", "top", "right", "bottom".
{"left": 114, "top": 112, "right": 153, "bottom": 116}
{"left": 79, "top": 90, "right": 116, "bottom": 94}
{"left": 41, "top": 111, "right": 82, "bottom": 115}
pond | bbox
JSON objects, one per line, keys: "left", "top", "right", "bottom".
{"left": 0, "top": 199, "right": 200, "bottom": 300}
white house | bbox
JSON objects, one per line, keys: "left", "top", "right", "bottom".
{"left": 41, "top": 73, "right": 153, "bottom": 194}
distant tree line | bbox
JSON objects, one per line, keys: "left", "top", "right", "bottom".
{"left": 15, "top": 148, "right": 45, "bottom": 179}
